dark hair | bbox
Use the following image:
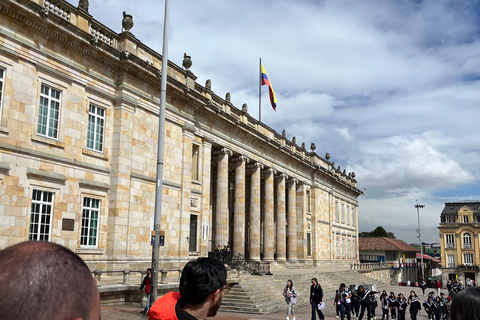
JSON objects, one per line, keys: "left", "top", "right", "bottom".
{"left": 390, "top": 291, "right": 395, "bottom": 295}
{"left": 311, "top": 278, "right": 318, "bottom": 285}
{"left": 358, "top": 285, "right": 364, "bottom": 292}
{"left": 0, "top": 241, "right": 98, "bottom": 320}
{"left": 451, "top": 287, "right": 480, "bottom": 320}
{"left": 286, "top": 279, "right": 293, "bottom": 290}
{"left": 147, "top": 268, "right": 152, "bottom": 272}
{"left": 340, "top": 283, "right": 346, "bottom": 288}
{"left": 410, "top": 290, "right": 417, "bottom": 296}
{"left": 179, "top": 257, "right": 226, "bottom": 305}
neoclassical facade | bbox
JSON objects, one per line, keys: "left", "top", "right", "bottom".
{"left": 0, "top": 0, "right": 362, "bottom": 270}
{"left": 439, "top": 201, "right": 480, "bottom": 284}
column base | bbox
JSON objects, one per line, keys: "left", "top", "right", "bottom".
{"left": 276, "top": 258, "right": 287, "bottom": 263}
{"left": 262, "top": 257, "right": 275, "bottom": 263}
{"left": 287, "top": 258, "right": 298, "bottom": 263}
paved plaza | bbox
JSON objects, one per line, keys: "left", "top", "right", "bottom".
{"left": 101, "top": 284, "right": 447, "bottom": 320}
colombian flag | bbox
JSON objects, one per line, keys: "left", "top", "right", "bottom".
{"left": 261, "top": 64, "right": 277, "bottom": 111}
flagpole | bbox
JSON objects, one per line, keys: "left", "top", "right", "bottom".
{"left": 259, "top": 57, "right": 262, "bottom": 122}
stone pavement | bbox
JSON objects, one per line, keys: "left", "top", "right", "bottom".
{"left": 101, "top": 284, "right": 448, "bottom": 320}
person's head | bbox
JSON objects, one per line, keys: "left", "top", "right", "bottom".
{"left": 440, "top": 292, "right": 445, "bottom": 297}
{"left": 390, "top": 291, "right": 395, "bottom": 297}
{"left": 179, "top": 257, "right": 227, "bottom": 316}
{"left": 0, "top": 241, "right": 100, "bottom": 320}
{"left": 435, "top": 296, "right": 441, "bottom": 302}
{"left": 410, "top": 290, "right": 416, "bottom": 297}
{"left": 311, "top": 278, "right": 318, "bottom": 286}
{"left": 287, "top": 279, "right": 293, "bottom": 289}
{"left": 398, "top": 293, "right": 404, "bottom": 299}
{"left": 340, "top": 283, "right": 346, "bottom": 290}
{"left": 451, "top": 287, "right": 480, "bottom": 320}
{"left": 427, "top": 296, "right": 432, "bottom": 302}
{"left": 147, "top": 268, "right": 152, "bottom": 276}
{"left": 358, "top": 285, "right": 364, "bottom": 293}
{"left": 382, "top": 290, "right": 387, "bottom": 295}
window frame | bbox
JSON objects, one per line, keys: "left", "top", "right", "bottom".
{"left": 29, "top": 189, "right": 54, "bottom": 241}
{"left": 0, "top": 67, "right": 5, "bottom": 118}
{"left": 463, "top": 253, "right": 474, "bottom": 266}
{"left": 463, "top": 233, "right": 472, "bottom": 248}
{"left": 191, "top": 143, "right": 200, "bottom": 181}
{"left": 342, "top": 238, "right": 346, "bottom": 258}
{"left": 335, "top": 201, "right": 339, "bottom": 222}
{"left": 341, "top": 203, "right": 345, "bottom": 223}
{"left": 37, "top": 84, "right": 62, "bottom": 139}
{"left": 189, "top": 214, "right": 198, "bottom": 252}
{"left": 86, "top": 104, "right": 106, "bottom": 153}
{"left": 445, "top": 234, "right": 454, "bottom": 248}
{"left": 336, "top": 237, "right": 340, "bottom": 258}
{"left": 80, "top": 197, "right": 101, "bottom": 248}
{"left": 463, "top": 215, "right": 469, "bottom": 223}
{"left": 447, "top": 254, "right": 455, "bottom": 268}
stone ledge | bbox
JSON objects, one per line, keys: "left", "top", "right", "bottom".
{"left": 31, "top": 135, "right": 65, "bottom": 149}
{"left": 76, "top": 248, "right": 104, "bottom": 255}
{"left": 79, "top": 178, "right": 110, "bottom": 192}
{"left": 0, "top": 162, "right": 10, "bottom": 174}
{"left": 82, "top": 148, "right": 109, "bottom": 161}
{"left": 0, "top": 125, "right": 9, "bottom": 135}
{"left": 26, "top": 168, "right": 67, "bottom": 184}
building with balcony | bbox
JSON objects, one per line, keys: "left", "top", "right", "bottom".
{"left": 438, "top": 201, "right": 480, "bottom": 284}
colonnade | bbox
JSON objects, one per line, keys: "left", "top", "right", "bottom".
{"left": 213, "top": 148, "right": 305, "bottom": 262}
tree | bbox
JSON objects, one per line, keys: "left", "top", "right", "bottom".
{"left": 359, "top": 226, "right": 395, "bottom": 239}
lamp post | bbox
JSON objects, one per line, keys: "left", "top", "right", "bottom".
{"left": 415, "top": 200, "right": 425, "bottom": 281}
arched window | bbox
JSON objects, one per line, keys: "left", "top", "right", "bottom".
{"left": 463, "top": 233, "right": 472, "bottom": 248}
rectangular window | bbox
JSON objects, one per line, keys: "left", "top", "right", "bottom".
{"left": 341, "top": 204, "right": 345, "bottom": 223}
{"left": 463, "top": 215, "right": 469, "bottom": 223}
{"left": 189, "top": 214, "right": 198, "bottom": 252}
{"left": 342, "top": 238, "right": 346, "bottom": 258}
{"left": 336, "top": 237, "right": 340, "bottom": 258}
{"left": 86, "top": 104, "right": 105, "bottom": 152}
{"left": 352, "top": 208, "right": 356, "bottom": 226}
{"left": 81, "top": 198, "right": 100, "bottom": 247}
{"left": 445, "top": 216, "right": 451, "bottom": 223}
{"left": 446, "top": 234, "right": 454, "bottom": 248}
{"left": 37, "top": 84, "right": 61, "bottom": 139}
{"left": 29, "top": 190, "right": 54, "bottom": 241}
{"left": 192, "top": 144, "right": 199, "bottom": 181}
{"left": 335, "top": 202, "right": 339, "bottom": 222}
{"left": 353, "top": 239, "right": 356, "bottom": 257}
{"left": 0, "top": 68, "right": 5, "bottom": 117}
{"left": 447, "top": 254, "right": 455, "bottom": 268}
{"left": 464, "top": 253, "right": 474, "bottom": 266}
{"left": 306, "top": 190, "right": 311, "bottom": 213}
{"left": 307, "top": 232, "right": 312, "bottom": 256}
{"left": 347, "top": 206, "right": 350, "bottom": 225}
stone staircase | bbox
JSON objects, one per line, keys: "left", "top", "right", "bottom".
{"left": 220, "top": 268, "right": 388, "bottom": 314}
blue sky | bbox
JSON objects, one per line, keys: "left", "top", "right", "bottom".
{"left": 71, "top": 0, "right": 480, "bottom": 243}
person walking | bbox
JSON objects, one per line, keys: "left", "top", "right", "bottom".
{"left": 423, "top": 296, "right": 434, "bottom": 320}
{"left": 419, "top": 280, "right": 427, "bottom": 296}
{"left": 310, "top": 278, "right": 325, "bottom": 320}
{"left": 140, "top": 268, "right": 152, "bottom": 315}
{"left": 380, "top": 290, "right": 389, "bottom": 320}
{"left": 435, "top": 280, "right": 442, "bottom": 296}
{"left": 284, "top": 279, "right": 297, "bottom": 320}
{"left": 388, "top": 292, "right": 397, "bottom": 320}
{"left": 336, "top": 283, "right": 352, "bottom": 320}
{"left": 396, "top": 293, "right": 407, "bottom": 320}
{"left": 408, "top": 291, "right": 421, "bottom": 320}
{"left": 357, "top": 285, "right": 371, "bottom": 320}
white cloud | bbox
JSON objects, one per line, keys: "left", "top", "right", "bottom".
{"left": 334, "top": 127, "right": 355, "bottom": 142}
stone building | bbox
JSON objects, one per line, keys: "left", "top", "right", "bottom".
{"left": 0, "top": 0, "right": 362, "bottom": 271}
{"left": 439, "top": 201, "right": 480, "bottom": 284}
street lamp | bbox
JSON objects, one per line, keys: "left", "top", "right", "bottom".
{"left": 415, "top": 200, "right": 425, "bottom": 281}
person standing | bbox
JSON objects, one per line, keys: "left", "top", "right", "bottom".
{"left": 369, "top": 291, "right": 378, "bottom": 320}
{"left": 419, "top": 280, "right": 427, "bottom": 296}
{"left": 432, "top": 296, "right": 443, "bottom": 320}
{"left": 283, "top": 279, "right": 297, "bottom": 320}
{"left": 140, "top": 268, "right": 152, "bottom": 315}
{"left": 357, "top": 285, "right": 371, "bottom": 320}
{"left": 396, "top": 293, "right": 407, "bottom": 320}
{"left": 423, "top": 296, "right": 434, "bottom": 320}
{"left": 435, "top": 280, "right": 442, "bottom": 296}
{"left": 388, "top": 292, "right": 397, "bottom": 320}
{"left": 148, "top": 257, "right": 228, "bottom": 320}
{"left": 380, "top": 290, "right": 389, "bottom": 320}
{"left": 352, "top": 289, "right": 360, "bottom": 319}
{"left": 336, "top": 283, "right": 352, "bottom": 320}
{"left": 408, "top": 291, "right": 421, "bottom": 320}
{"left": 310, "top": 278, "right": 325, "bottom": 320}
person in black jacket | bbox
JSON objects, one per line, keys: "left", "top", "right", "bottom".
{"left": 408, "top": 291, "right": 421, "bottom": 320}
{"left": 352, "top": 289, "right": 360, "bottom": 318}
{"left": 388, "top": 292, "right": 397, "bottom": 320}
{"left": 396, "top": 293, "right": 407, "bottom": 320}
{"left": 423, "top": 296, "right": 434, "bottom": 320}
{"left": 357, "top": 285, "right": 371, "bottom": 320}
{"left": 310, "top": 278, "right": 325, "bottom": 320}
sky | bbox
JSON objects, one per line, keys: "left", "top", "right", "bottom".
{"left": 71, "top": 0, "right": 480, "bottom": 244}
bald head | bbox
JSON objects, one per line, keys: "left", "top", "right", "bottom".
{"left": 0, "top": 241, "right": 100, "bottom": 320}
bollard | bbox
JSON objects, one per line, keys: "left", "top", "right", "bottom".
{"left": 160, "top": 269, "right": 168, "bottom": 284}
{"left": 238, "top": 269, "right": 242, "bottom": 278}
{"left": 226, "top": 266, "right": 231, "bottom": 279}
{"left": 123, "top": 269, "right": 131, "bottom": 285}
{"left": 93, "top": 269, "right": 102, "bottom": 287}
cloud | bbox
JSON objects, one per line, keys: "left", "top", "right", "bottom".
{"left": 335, "top": 127, "right": 355, "bottom": 142}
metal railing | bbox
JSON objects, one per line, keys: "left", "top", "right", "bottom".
{"left": 351, "top": 262, "right": 388, "bottom": 270}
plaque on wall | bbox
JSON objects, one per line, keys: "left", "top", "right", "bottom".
{"left": 62, "top": 218, "right": 75, "bottom": 231}
{"left": 190, "top": 195, "right": 200, "bottom": 212}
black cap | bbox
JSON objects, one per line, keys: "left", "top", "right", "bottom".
{"left": 340, "top": 283, "right": 346, "bottom": 288}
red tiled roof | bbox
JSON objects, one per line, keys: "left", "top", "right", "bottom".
{"left": 359, "top": 237, "right": 419, "bottom": 252}
{"left": 416, "top": 253, "right": 441, "bottom": 264}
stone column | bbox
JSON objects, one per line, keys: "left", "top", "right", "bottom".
{"left": 263, "top": 168, "right": 276, "bottom": 262}
{"left": 275, "top": 173, "right": 287, "bottom": 262}
{"left": 249, "top": 162, "right": 263, "bottom": 261}
{"left": 215, "top": 148, "right": 231, "bottom": 247}
{"left": 233, "top": 155, "right": 249, "bottom": 258}
{"left": 287, "top": 179, "right": 298, "bottom": 262}
{"left": 296, "top": 183, "right": 306, "bottom": 262}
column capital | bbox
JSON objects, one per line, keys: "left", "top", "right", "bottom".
{"left": 249, "top": 161, "right": 264, "bottom": 169}
{"left": 276, "top": 173, "right": 288, "bottom": 180}
{"left": 234, "top": 155, "right": 249, "bottom": 164}
{"left": 267, "top": 168, "right": 277, "bottom": 175}
{"left": 288, "top": 178, "right": 298, "bottom": 185}
{"left": 214, "top": 148, "right": 233, "bottom": 156}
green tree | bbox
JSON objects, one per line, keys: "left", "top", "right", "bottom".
{"left": 358, "top": 226, "right": 395, "bottom": 238}
{"left": 371, "top": 226, "right": 387, "bottom": 237}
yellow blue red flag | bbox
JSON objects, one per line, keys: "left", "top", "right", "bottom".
{"left": 261, "top": 64, "right": 277, "bottom": 111}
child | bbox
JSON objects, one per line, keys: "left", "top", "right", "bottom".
{"left": 423, "top": 296, "right": 434, "bottom": 320}
{"left": 380, "top": 290, "right": 389, "bottom": 320}
{"left": 139, "top": 268, "right": 152, "bottom": 315}
{"left": 370, "top": 291, "right": 378, "bottom": 320}
{"left": 408, "top": 291, "right": 421, "bottom": 320}
{"left": 396, "top": 293, "right": 407, "bottom": 320}
{"left": 388, "top": 292, "right": 397, "bottom": 320}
